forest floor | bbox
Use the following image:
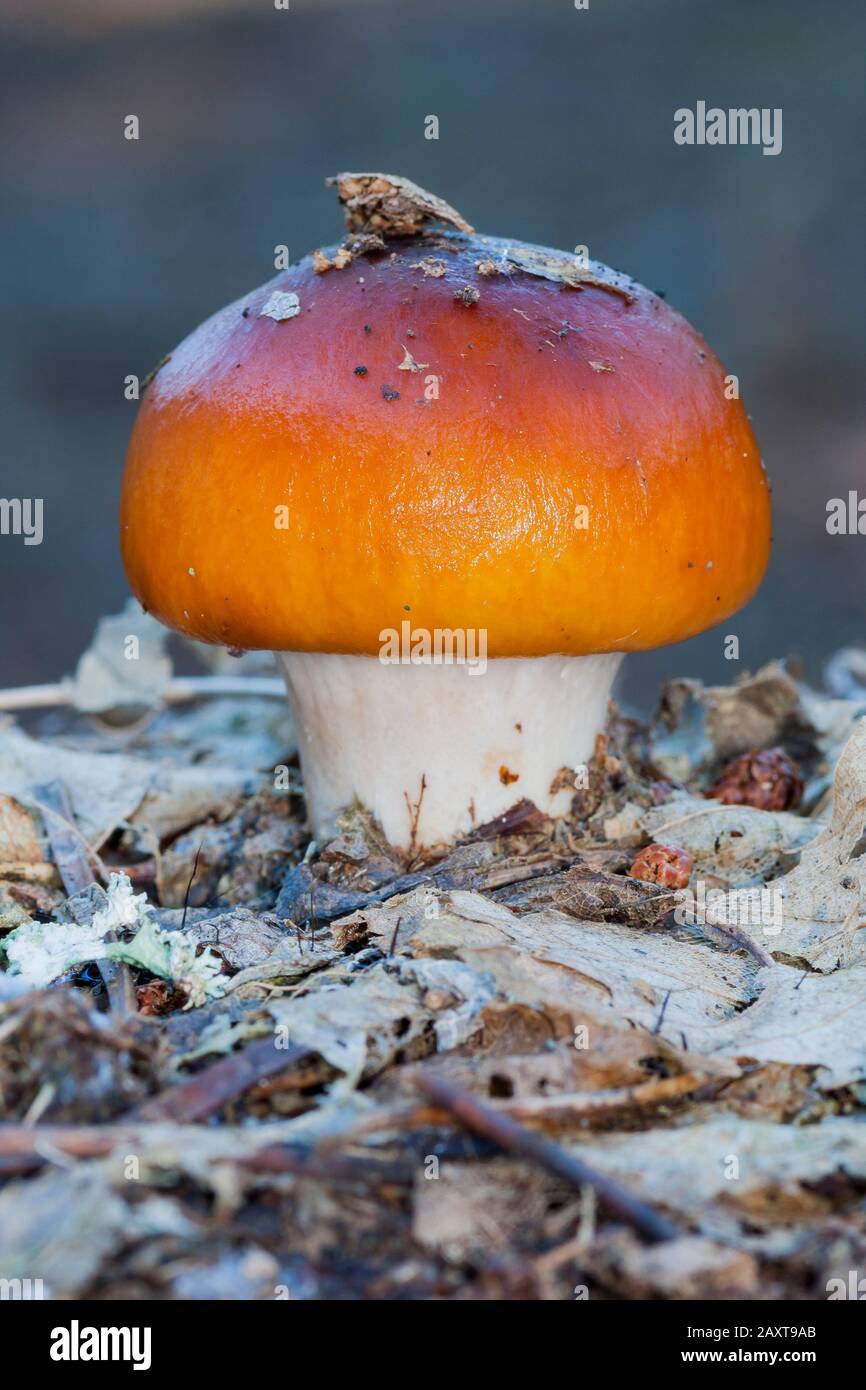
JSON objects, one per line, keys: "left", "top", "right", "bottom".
{"left": 1, "top": 612, "right": 865, "bottom": 1300}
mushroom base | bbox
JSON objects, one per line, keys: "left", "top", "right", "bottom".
{"left": 276, "top": 651, "right": 623, "bottom": 850}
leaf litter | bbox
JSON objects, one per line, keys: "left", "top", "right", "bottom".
{"left": 0, "top": 619, "right": 865, "bottom": 1300}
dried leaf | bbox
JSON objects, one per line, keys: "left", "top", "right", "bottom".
{"left": 344, "top": 888, "right": 758, "bottom": 1038}
{"left": 768, "top": 719, "right": 866, "bottom": 959}
{"left": 681, "top": 964, "right": 866, "bottom": 1090}
{"left": 552, "top": 866, "right": 677, "bottom": 925}
{"left": 327, "top": 172, "right": 473, "bottom": 237}
{"left": 70, "top": 600, "right": 172, "bottom": 714}
{"left": 608, "top": 793, "right": 818, "bottom": 883}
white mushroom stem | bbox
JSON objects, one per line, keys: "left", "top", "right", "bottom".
{"left": 275, "top": 651, "right": 623, "bottom": 850}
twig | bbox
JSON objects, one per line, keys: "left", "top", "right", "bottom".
{"left": 133, "top": 1037, "right": 315, "bottom": 1123}
{"left": 180, "top": 842, "right": 204, "bottom": 929}
{"left": 388, "top": 915, "right": 403, "bottom": 957}
{"left": 0, "top": 1124, "right": 137, "bottom": 1175}
{"left": 413, "top": 1070, "right": 680, "bottom": 1243}
{"left": 0, "top": 1124, "right": 408, "bottom": 1186}
{"left": 0, "top": 674, "right": 286, "bottom": 714}
{"left": 224, "top": 1145, "right": 414, "bottom": 1187}
{"left": 700, "top": 913, "right": 775, "bottom": 968}
{"left": 404, "top": 773, "right": 427, "bottom": 857}
{"left": 652, "top": 988, "right": 672, "bottom": 1036}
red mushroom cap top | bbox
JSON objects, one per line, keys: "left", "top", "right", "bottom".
{"left": 120, "top": 176, "right": 771, "bottom": 657}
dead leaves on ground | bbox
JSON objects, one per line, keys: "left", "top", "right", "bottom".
{"left": 1, "top": 637, "right": 866, "bottom": 1298}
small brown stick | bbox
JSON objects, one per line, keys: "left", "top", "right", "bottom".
{"left": 388, "top": 915, "right": 403, "bottom": 957}
{"left": 180, "top": 842, "right": 204, "bottom": 929}
{"left": 404, "top": 773, "right": 427, "bottom": 858}
{"left": 700, "top": 912, "right": 775, "bottom": 968}
{"left": 414, "top": 1070, "right": 679, "bottom": 1243}
{"left": 225, "top": 1145, "right": 414, "bottom": 1187}
{"left": 133, "top": 1036, "right": 314, "bottom": 1123}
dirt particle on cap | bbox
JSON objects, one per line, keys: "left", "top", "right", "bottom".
{"left": 413, "top": 257, "right": 447, "bottom": 278}
{"left": 588, "top": 360, "right": 615, "bottom": 373}
{"left": 476, "top": 258, "right": 500, "bottom": 277}
{"left": 353, "top": 365, "right": 368, "bottom": 376}
{"left": 454, "top": 284, "right": 480, "bottom": 307}
{"left": 499, "top": 766, "right": 520, "bottom": 786}
{"left": 259, "top": 290, "right": 301, "bottom": 322}
{"left": 397, "top": 345, "right": 429, "bottom": 373}
{"left": 381, "top": 385, "right": 400, "bottom": 401}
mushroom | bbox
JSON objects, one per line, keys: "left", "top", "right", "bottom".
{"left": 120, "top": 173, "right": 771, "bottom": 850}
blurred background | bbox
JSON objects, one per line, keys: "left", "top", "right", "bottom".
{"left": 1, "top": 0, "right": 863, "bottom": 711}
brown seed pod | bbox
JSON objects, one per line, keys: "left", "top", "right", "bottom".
{"left": 630, "top": 842, "right": 693, "bottom": 889}
{"left": 708, "top": 746, "right": 804, "bottom": 811}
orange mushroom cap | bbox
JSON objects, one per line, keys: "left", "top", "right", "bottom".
{"left": 120, "top": 213, "right": 770, "bottom": 659}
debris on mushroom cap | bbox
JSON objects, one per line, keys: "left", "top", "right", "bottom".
{"left": 453, "top": 284, "right": 480, "bottom": 306}
{"left": 327, "top": 171, "right": 475, "bottom": 238}
{"left": 259, "top": 290, "right": 300, "bottom": 322}
{"left": 314, "top": 234, "right": 387, "bottom": 273}
{"left": 397, "top": 346, "right": 428, "bottom": 373}
{"left": 413, "top": 257, "right": 448, "bottom": 278}
{"left": 503, "top": 244, "right": 637, "bottom": 304}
